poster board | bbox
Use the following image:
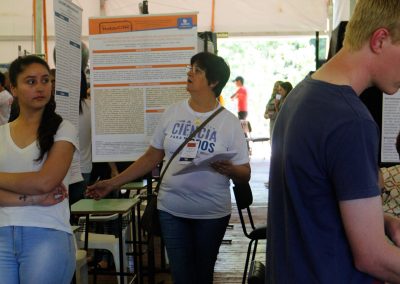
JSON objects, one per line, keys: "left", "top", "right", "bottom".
{"left": 89, "top": 13, "right": 197, "bottom": 162}
{"left": 381, "top": 90, "right": 400, "bottom": 164}
{"left": 54, "top": 0, "right": 83, "bottom": 183}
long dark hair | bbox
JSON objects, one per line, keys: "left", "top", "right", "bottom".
{"left": 9, "top": 55, "right": 63, "bottom": 162}
{"left": 79, "top": 70, "right": 88, "bottom": 114}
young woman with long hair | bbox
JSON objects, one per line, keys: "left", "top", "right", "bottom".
{"left": 0, "top": 55, "right": 78, "bottom": 284}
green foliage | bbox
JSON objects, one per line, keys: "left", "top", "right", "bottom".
{"left": 217, "top": 36, "right": 321, "bottom": 137}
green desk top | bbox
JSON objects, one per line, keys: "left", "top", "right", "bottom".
{"left": 71, "top": 198, "right": 139, "bottom": 214}
{"left": 71, "top": 225, "right": 80, "bottom": 233}
{"left": 121, "top": 180, "right": 147, "bottom": 189}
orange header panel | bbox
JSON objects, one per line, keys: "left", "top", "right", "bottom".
{"left": 89, "top": 14, "right": 197, "bottom": 35}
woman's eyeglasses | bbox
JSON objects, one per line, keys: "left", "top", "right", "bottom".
{"left": 186, "top": 65, "right": 204, "bottom": 74}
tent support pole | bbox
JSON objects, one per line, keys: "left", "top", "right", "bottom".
{"left": 34, "top": 0, "right": 43, "bottom": 56}
{"left": 315, "top": 31, "right": 320, "bottom": 70}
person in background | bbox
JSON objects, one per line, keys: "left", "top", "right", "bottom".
{"left": 0, "top": 72, "right": 13, "bottom": 125}
{"left": 3, "top": 71, "right": 11, "bottom": 92}
{"left": 230, "top": 76, "right": 248, "bottom": 119}
{"left": 267, "top": 0, "right": 400, "bottom": 283}
{"left": 396, "top": 131, "right": 400, "bottom": 159}
{"left": 274, "top": 81, "right": 293, "bottom": 112}
{"left": 264, "top": 80, "right": 283, "bottom": 139}
{"left": 49, "top": 68, "right": 56, "bottom": 97}
{"left": 0, "top": 55, "right": 78, "bottom": 283}
{"left": 87, "top": 52, "right": 250, "bottom": 284}
{"left": 68, "top": 70, "right": 91, "bottom": 208}
{"left": 8, "top": 69, "right": 19, "bottom": 122}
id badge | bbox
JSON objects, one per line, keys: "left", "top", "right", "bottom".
{"left": 179, "top": 140, "right": 199, "bottom": 164}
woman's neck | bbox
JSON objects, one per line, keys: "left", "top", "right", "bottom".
{"left": 189, "top": 97, "right": 218, "bottom": 113}
{"left": 13, "top": 109, "right": 42, "bottom": 128}
{"left": 9, "top": 113, "right": 41, "bottom": 149}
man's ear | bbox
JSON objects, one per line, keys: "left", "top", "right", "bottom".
{"left": 370, "top": 28, "right": 390, "bottom": 54}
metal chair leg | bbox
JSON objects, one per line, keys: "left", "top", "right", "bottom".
{"left": 251, "top": 240, "right": 258, "bottom": 263}
{"left": 243, "top": 239, "right": 255, "bottom": 284}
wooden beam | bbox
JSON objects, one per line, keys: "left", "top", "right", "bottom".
{"left": 34, "top": 0, "right": 43, "bottom": 55}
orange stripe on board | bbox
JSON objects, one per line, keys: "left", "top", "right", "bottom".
{"left": 33, "top": 0, "right": 36, "bottom": 52}
{"left": 43, "top": 0, "right": 48, "bottom": 61}
{"left": 93, "top": 81, "right": 186, "bottom": 88}
{"left": 93, "top": 64, "right": 186, "bottom": 70}
{"left": 146, "top": 109, "right": 165, "bottom": 113}
{"left": 211, "top": 0, "right": 215, "bottom": 32}
{"left": 93, "top": 83, "right": 130, "bottom": 87}
{"left": 89, "top": 14, "right": 197, "bottom": 35}
{"left": 93, "top": 47, "right": 195, "bottom": 53}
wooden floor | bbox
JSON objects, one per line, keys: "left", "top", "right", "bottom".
{"left": 90, "top": 142, "right": 270, "bottom": 284}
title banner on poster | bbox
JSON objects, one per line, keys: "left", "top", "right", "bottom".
{"left": 89, "top": 13, "right": 197, "bottom": 162}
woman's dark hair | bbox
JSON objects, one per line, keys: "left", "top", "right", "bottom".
{"left": 280, "top": 81, "right": 293, "bottom": 95}
{"left": 9, "top": 55, "right": 63, "bottom": 162}
{"left": 0, "top": 72, "right": 5, "bottom": 87}
{"left": 190, "top": 52, "right": 230, "bottom": 97}
{"left": 79, "top": 70, "right": 88, "bottom": 114}
{"left": 272, "top": 80, "right": 283, "bottom": 96}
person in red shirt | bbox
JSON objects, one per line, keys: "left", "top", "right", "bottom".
{"left": 230, "top": 76, "right": 248, "bottom": 119}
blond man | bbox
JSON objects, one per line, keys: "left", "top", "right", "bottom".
{"left": 267, "top": 0, "right": 400, "bottom": 283}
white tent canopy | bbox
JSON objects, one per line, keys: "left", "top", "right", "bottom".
{"left": 0, "top": 0, "right": 332, "bottom": 65}
{"left": 104, "top": 0, "right": 329, "bottom": 34}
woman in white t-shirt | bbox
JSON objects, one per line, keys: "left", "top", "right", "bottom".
{"left": 0, "top": 55, "right": 78, "bottom": 284}
{"left": 87, "top": 52, "right": 251, "bottom": 284}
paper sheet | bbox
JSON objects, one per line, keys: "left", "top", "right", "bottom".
{"left": 173, "top": 151, "right": 237, "bottom": 176}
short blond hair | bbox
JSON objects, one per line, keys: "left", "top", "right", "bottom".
{"left": 344, "top": 0, "right": 400, "bottom": 51}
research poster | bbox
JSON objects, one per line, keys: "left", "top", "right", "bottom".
{"left": 89, "top": 13, "right": 197, "bottom": 162}
{"left": 381, "top": 90, "right": 400, "bottom": 163}
{"left": 54, "top": 0, "right": 83, "bottom": 183}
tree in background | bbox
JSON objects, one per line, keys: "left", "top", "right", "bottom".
{"left": 218, "top": 36, "right": 326, "bottom": 138}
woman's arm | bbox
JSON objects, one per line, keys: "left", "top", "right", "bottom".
{"left": 210, "top": 161, "right": 251, "bottom": 183}
{"left": 109, "top": 162, "right": 119, "bottom": 178}
{"left": 0, "top": 184, "right": 68, "bottom": 206}
{"left": 0, "top": 140, "right": 75, "bottom": 195}
{"left": 86, "top": 146, "right": 165, "bottom": 199}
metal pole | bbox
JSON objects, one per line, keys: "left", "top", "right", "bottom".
{"left": 34, "top": 0, "right": 43, "bottom": 55}
{"left": 315, "top": 31, "right": 320, "bottom": 70}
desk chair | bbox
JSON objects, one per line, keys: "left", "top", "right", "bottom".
{"left": 232, "top": 182, "right": 266, "bottom": 284}
{"left": 76, "top": 213, "right": 132, "bottom": 284}
{"left": 72, "top": 226, "right": 88, "bottom": 284}
{"left": 74, "top": 240, "right": 89, "bottom": 284}
{"left": 240, "top": 119, "right": 252, "bottom": 155}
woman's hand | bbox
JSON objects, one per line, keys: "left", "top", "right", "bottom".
{"left": 33, "top": 184, "right": 68, "bottom": 206}
{"left": 274, "top": 99, "right": 280, "bottom": 110}
{"left": 211, "top": 160, "right": 234, "bottom": 177}
{"left": 86, "top": 179, "right": 116, "bottom": 200}
{"left": 211, "top": 161, "right": 251, "bottom": 183}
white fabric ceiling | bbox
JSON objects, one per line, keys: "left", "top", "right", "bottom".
{"left": 103, "top": 0, "right": 329, "bottom": 34}
{"left": 0, "top": 0, "right": 329, "bottom": 64}
{"left": 0, "top": 0, "right": 329, "bottom": 37}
